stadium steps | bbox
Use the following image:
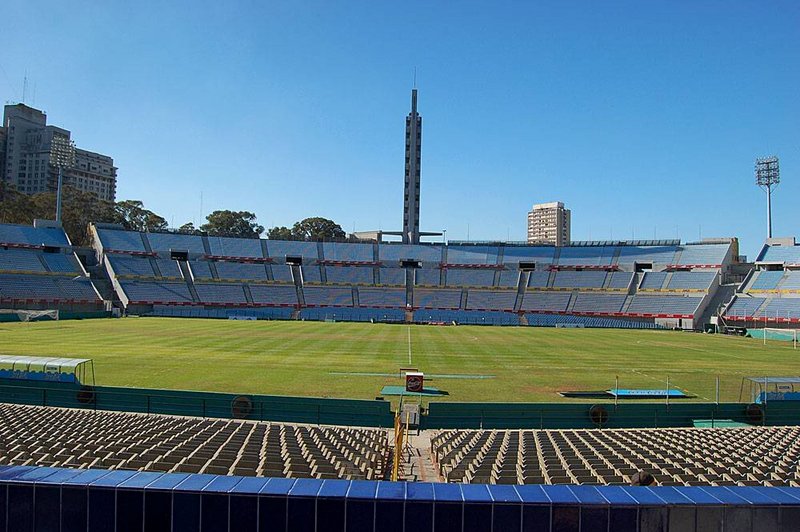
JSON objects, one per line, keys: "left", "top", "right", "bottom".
{"left": 292, "top": 265, "right": 306, "bottom": 306}
{"left": 460, "top": 289, "right": 468, "bottom": 310}
{"left": 243, "top": 285, "right": 255, "bottom": 304}
{"left": 621, "top": 295, "right": 635, "bottom": 313}
{"left": 140, "top": 233, "right": 153, "bottom": 253}
{"left": 565, "top": 292, "right": 577, "bottom": 313}
{"left": 696, "top": 283, "right": 737, "bottom": 327}
{"left": 662, "top": 272, "right": 673, "bottom": 290}
{"left": 672, "top": 248, "right": 684, "bottom": 265}
{"left": 201, "top": 236, "right": 212, "bottom": 255}
{"left": 149, "top": 257, "right": 162, "bottom": 278}
{"left": 513, "top": 271, "right": 528, "bottom": 312}
{"left": 405, "top": 268, "right": 414, "bottom": 308}
{"left": 207, "top": 261, "right": 220, "bottom": 280}
{"left": 352, "top": 287, "right": 360, "bottom": 307}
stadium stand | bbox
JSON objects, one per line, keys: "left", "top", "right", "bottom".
{"left": 119, "top": 281, "right": 193, "bottom": 304}
{"left": 617, "top": 245, "right": 677, "bottom": 265}
{"left": 639, "top": 272, "right": 668, "bottom": 290}
{"left": 40, "top": 252, "right": 79, "bottom": 273}
{"left": 756, "top": 241, "right": 800, "bottom": 265}
{"left": 248, "top": 284, "right": 298, "bottom": 306}
{"left": 378, "top": 243, "right": 443, "bottom": 263}
{"left": 466, "top": 290, "right": 517, "bottom": 310}
{"left": 520, "top": 292, "right": 571, "bottom": 313}
{"left": 0, "top": 223, "right": 71, "bottom": 247}
{"left": 357, "top": 287, "right": 406, "bottom": 308}
{"left": 497, "top": 268, "right": 520, "bottom": 287}
{"left": 194, "top": 283, "right": 249, "bottom": 305}
{"left": 430, "top": 427, "right": 800, "bottom": 486}
{"left": 415, "top": 268, "right": 442, "bottom": 286}
{"left": 0, "top": 403, "right": 387, "bottom": 480}
{"left": 325, "top": 265, "right": 374, "bottom": 285}
{"left": 445, "top": 268, "right": 494, "bottom": 287}
{"left": 86, "top": 227, "right": 741, "bottom": 328}
{"left": 207, "top": 236, "right": 263, "bottom": 259}
{"left": 445, "top": 245, "right": 499, "bottom": 264}
{"left": 321, "top": 242, "right": 374, "bottom": 262}
{"left": 301, "top": 307, "right": 405, "bottom": 322}
{"left": 0, "top": 274, "right": 99, "bottom": 302}
{"left": 378, "top": 267, "right": 406, "bottom": 286}
{"left": 526, "top": 271, "right": 551, "bottom": 288}
{"left": 269, "top": 264, "right": 293, "bottom": 283}
{"left": 95, "top": 227, "right": 147, "bottom": 253}
{"left": 570, "top": 293, "right": 627, "bottom": 314}
{"left": 0, "top": 248, "right": 47, "bottom": 272}
{"left": 552, "top": 270, "right": 607, "bottom": 289}
{"left": 215, "top": 261, "right": 268, "bottom": 281}
{"left": 301, "top": 264, "right": 322, "bottom": 284}
{"left": 605, "top": 271, "right": 633, "bottom": 289}
{"left": 154, "top": 258, "right": 182, "bottom": 279}
{"left": 500, "top": 246, "right": 556, "bottom": 264}
{"left": 556, "top": 246, "right": 615, "bottom": 266}
{"left": 188, "top": 260, "right": 214, "bottom": 280}
{"left": 266, "top": 240, "right": 319, "bottom": 262}
{"left": 526, "top": 313, "right": 663, "bottom": 329}
{"left": 667, "top": 271, "right": 716, "bottom": 291}
{"left": 107, "top": 255, "right": 155, "bottom": 277}
{"left": 146, "top": 232, "right": 205, "bottom": 254}
{"left": 303, "top": 286, "right": 353, "bottom": 307}
{"left": 625, "top": 295, "right": 703, "bottom": 316}
{"left": 414, "top": 289, "right": 461, "bottom": 309}
{"left": 675, "top": 243, "right": 731, "bottom": 267}
{"left": 414, "top": 309, "right": 518, "bottom": 325}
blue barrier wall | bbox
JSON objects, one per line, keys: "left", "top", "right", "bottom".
{"left": 0, "top": 465, "right": 798, "bottom": 532}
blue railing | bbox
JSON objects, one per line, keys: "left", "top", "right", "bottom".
{"left": 0, "top": 465, "right": 798, "bottom": 531}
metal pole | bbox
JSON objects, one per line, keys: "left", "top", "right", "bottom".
{"left": 767, "top": 185, "right": 772, "bottom": 238}
{"left": 56, "top": 166, "right": 64, "bottom": 223}
{"left": 615, "top": 375, "right": 619, "bottom": 408}
{"left": 666, "top": 376, "right": 670, "bottom": 408}
{"left": 715, "top": 376, "right": 720, "bottom": 405}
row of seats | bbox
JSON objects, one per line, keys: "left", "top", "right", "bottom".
{"left": 95, "top": 228, "right": 731, "bottom": 267}
{"left": 0, "top": 274, "right": 99, "bottom": 302}
{"left": 0, "top": 248, "right": 79, "bottom": 274}
{"left": 430, "top": 427, "right": 800, "bottom": 487}
{"left": 0, "top": 403, "right": 388, "bottom": 480}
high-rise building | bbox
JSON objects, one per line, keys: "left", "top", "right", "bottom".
{"left": 1, "top": 103, "right": 117, "bottom": 201}
{"left": 403, "top": 89, "right": 422, "bottom": 245}
{"left": 527, "top": 202, "right": 571, "bottom": 246}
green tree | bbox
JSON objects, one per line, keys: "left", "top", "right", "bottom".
{"left": 113, "top": 200, "right": 168, "bottom": 232}
{"left": 266, "top": 226, "right": 295, "bottom": 240}
{"left": 290, "top": 217, "right": 346, "bottom": 241}
{"left": 200, "top": 210, "right": 264, "bottom": 238}
{"left": 178, "top": 222, "right": 202, "bottom": 235}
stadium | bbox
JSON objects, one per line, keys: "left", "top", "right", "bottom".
{"left": 1, "top": 218, "right": 800, "bottom": 531}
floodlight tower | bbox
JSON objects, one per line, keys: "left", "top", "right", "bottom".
{"left": 755, "top": 156, "right": 780, "bottom": 239}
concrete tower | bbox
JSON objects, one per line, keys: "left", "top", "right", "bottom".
{"left": 403, "top": 89, "right": 422, "bottom": 244}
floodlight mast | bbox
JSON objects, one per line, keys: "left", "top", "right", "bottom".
{"left": 755, "top": 156, "right": 780, "bottom": 238}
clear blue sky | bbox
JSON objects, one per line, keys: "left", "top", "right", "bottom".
{"left": 1, "top": 1, "right": 798, "bottom": 257}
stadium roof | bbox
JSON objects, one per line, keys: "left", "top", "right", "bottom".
{"left": 0, "top": 355, "right": 92, "bottom": 372}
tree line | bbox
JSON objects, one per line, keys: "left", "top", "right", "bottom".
{"left": 0, "top": 182, "right": 349, "bottom": 246}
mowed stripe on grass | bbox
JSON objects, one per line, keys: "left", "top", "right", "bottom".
{"left": 0, "top": 318, "right": 795, "bottom": 402}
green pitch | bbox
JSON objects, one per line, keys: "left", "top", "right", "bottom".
{"left": 0, "top": 318, "right": 795, "bottom": 403}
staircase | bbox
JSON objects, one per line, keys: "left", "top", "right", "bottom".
{"left": 177, "top": 261, "right": 201, "bottom": 303}
{"left": 696, "top": 283, "right": 738, "bottom": 327}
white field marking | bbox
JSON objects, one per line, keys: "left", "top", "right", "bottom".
{"left": 629, "top": 368, "right": 711, "bottom": 401}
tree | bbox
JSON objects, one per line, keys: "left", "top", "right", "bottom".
{"left": 266, "top": 226, "right": 295, "bottom": 240}
{"left": 113, "top": 200, "right": 168, "bottom": 232}
{"left": 290, "top": 217, "right": 346, "bottom": 241}
{"left": 200, "top": 210, "right": 264, "bottom": 238}
{"left": 178, "top": 222, "right": 202, "bottom": 235}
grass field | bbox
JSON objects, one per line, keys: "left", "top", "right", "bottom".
{"left": 0, "top": 318, "right": 796, "bottom": 403}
